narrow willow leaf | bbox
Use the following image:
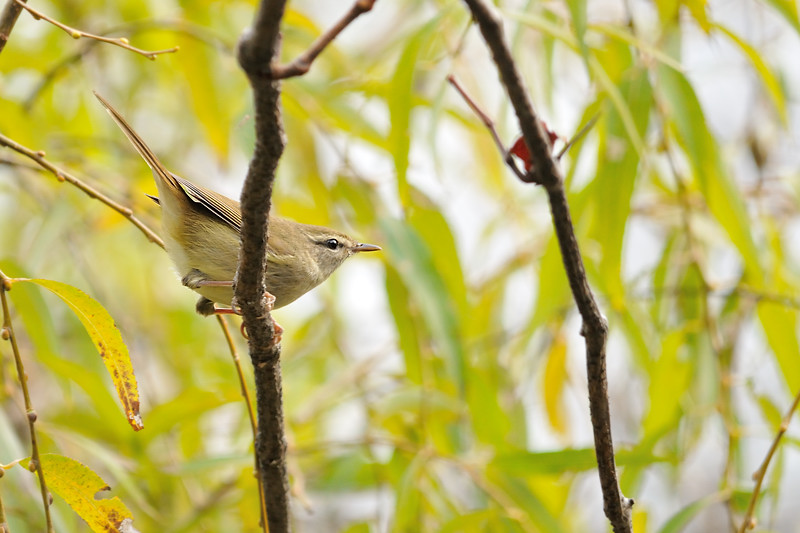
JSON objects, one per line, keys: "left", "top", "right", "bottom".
{"left": 490, "top": 447, "right": 664, "bottom": 475}
{"left": 392, "top": 454, "right": 426, "bottom": 533}
{"left": 658, "top": 492, "right": 730, "bottom": 533}
{"left": 175, "top": 35, "right": 229, "bottom": 159}
{"left": 15, "top": 278, "right": 143, "bottom": 431}
{"left": 565, "top": 0, "right": 589, "bottom": 61}
{"left": 380, "top": 218, "right": 466, "bottom": 392}
{"left": 543, "top": 330, "right": 569, "bottom": 436}
{"left": 641, "top": 330, "right": 691, "bottom": 441}
{"left": 21, "top": 454, "right": 134, "bottom": 533}
{"left": 757, "top": 301, "right": 800, "bottom": 390}
{"left": 484, "top": 471, "right": 565, "bottom": 533}
{"left": 714, "top": 23, "right": 787, "bottom": 122}
{"left": 440, "top": 509, "right": 498, "bottom": 533}
{"left": 656, "top": 44, "right": 764, "bottom": 282}
{"left": 590, "top": 62, "right": 651, "bottom": 308}
{"left": 763, "top": 0, "right": 800, "bottom": 34}
{"left": 590, "top": 24, "right": 683, "bottom": 71}
{"left": 388, "top": 19, "right": 439, "bottom": 207}
{"left": 408, "top": 188, "right": 468, "bottom": 317}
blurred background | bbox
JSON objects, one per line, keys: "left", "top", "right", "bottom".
{"left": 2, "top": 0, "right": 800, "bottom": 531}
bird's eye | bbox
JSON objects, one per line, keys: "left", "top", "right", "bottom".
{"left": 324, "top": 238, "right": 340, "bottom": 250}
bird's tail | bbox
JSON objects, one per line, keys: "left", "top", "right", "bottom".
{"left": 93, "top": 91, "right": 182, "bottom": 196}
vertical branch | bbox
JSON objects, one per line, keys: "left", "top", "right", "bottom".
{"left": 216, "top": 316, "right": 268, "bottom": 533}
{"left": 457, "top": 1, "right": 632, "bottom": 531}
{"left": 0, "top": 0, "right": 27, "bottom": 54}
{"left": 0, "top": 271, "right": 54, "bottom": 533}
{"left": 236, "top": 1, "right": 290, "bottom": 531}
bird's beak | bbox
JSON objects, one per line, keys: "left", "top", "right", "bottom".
{"left": 353, "top": 243, "right": 381, "bottom": 253}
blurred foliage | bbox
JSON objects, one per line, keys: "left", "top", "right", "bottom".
{"left": 1, "top": 0, "right": 800, "bottom": 531}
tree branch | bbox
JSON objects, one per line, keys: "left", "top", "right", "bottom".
{"left": 0, "top": 131, "right": 164, "bottom": 249}
{"left": 236, "top": 1, "right": 290, "bottom": 531}
{"left": 270, "top": 0, "right": 376, "bottom": 79}
{"left": 0, "top": 270, "right": 54, "bottom": 533}
{"left": 457, "top": 1, "right": 632, "bottom": 531}
{"left": 738, "top": 386, "right": 800, "bottom": 532}
{"left": 11, "top": 0, "right": 178, "bottom": 60}
{"left": 0, "top": 0, "right": 25, "bottom": 55}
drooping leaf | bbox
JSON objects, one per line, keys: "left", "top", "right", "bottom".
{"left": 21, "top": 454, "right": 134, "bottom": 533}
{"left": 380, "top": 218, "right": 466, "bottom": 393}
{"left": 14, "top": 278, "right": 143, "bottom": 431}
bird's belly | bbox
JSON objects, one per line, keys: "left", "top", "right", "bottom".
{"left": 163, "top": 220, "right": 240, "bottom": 306}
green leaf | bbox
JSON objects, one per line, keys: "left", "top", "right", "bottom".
{"left": 713, "top": 24, "right": 787, "bottom": 122}
{"left": 641, "top": 330, "right": 691, "bottom": 443}
{"left": 20, "top": 454, "right": 134, "bottom": 533}
{"left": 388, "top": 19, "right": 439, "bottom": 207}
{"left": 589, "top": 62, "right": 651, "bottom": 309}
{"left": 385, "top": 265, "right": 424, "bottom": 384}
{"left": 763, "top": 0, "right": 800, "bottom": 35}
{"left": 590, "top": 24, "right": 683, "bottom": 72}
{"left": 491, "top": 447, "right": 664, "bottom": 475}
{"left": 392, "top": 453, "right": 427, "bottom": 532}
{"left": 14, "top": 278, "right": 142, "bottom": 431}
{"left": 658, "top": 491, "right": 730, "bottom": 533}
{"left": 174, "top": 35, "right": 229, "bottom": 159}
{"left": 565, "top": 0, "right": 589, "bottom": 60}
{"left": 757, "top": 300, "right": 800, "bottom": 390}
{"left": 380, "top": 218, "right": 466, "bottom": 392}
{"left": 656, "top": 38, "right": 764, "bottom": 282}
{"left": 408, "top": 188, "right": 468, "bottom": 317}
{"left": 543, "top": 331, "right": 569, "bottom": 436}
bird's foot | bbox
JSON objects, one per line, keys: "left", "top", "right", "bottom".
{"left": 223, "top": 291, "right": 281, "bottom": 345}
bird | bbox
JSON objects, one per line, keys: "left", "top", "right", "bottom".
{"left": 94, "top": 92, "right": 380, "bottom": 326}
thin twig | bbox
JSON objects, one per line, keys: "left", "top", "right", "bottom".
{"left": 24, "top": 19, "right": 233, "bottom": 110}
{"left": 12, "top": 0, "right": 178, "bottom": 60}
{"left": 216, "top": 315, "right": 268, "bottom": 533}
{"left": 271, "top": 0, "right": 377, "bottom": 79}
{"left": 556, "top": 113, "right": 600, "bottom": 161}
{"left": 0, "top": 0, "right": 26, "bottom": 54}
{"left": 455, "top": 1, "right": 632, "bottom": 531}
{"left": 738, "top": 387, "right": 800, "bottom": 532}
{"left": 446, "top": 74, "right": 527, "bottom": 180}
{"left": 0, "top": 270, "right": 54, "bottom": 533}
{"left": 0, "top": 132, "right": 164, "bottom": 249}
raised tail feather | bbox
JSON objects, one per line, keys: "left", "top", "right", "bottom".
{"left": 93, "top": 91, "right": 182, "bottom": 195}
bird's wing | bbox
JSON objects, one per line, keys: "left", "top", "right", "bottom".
{"left": 174, "top": 175, "right": 243, "bottom": 233}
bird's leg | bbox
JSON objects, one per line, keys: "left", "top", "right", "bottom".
{"left": 182, "top": 269, "right": 233, "bottom": 289}
{"left": 196, "top": 291, "right": 283, "bottom": 344}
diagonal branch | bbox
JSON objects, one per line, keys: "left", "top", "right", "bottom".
{"left": 738, "top": 386, "right": 800, "bottom": 532}
{"left": 12, "top": 0, "right": 178, "bottom": 60}
{"left": 456, "top": 1, "right": 632, "bottom": 531}
{"left": 446, "top": 74, "right": 527, "bottom": 180}
{"left": 0, "top": 131, "right": 164, "bottom": 249}
{"left": 270, "top": 0, "right": 376, "bottom": 79}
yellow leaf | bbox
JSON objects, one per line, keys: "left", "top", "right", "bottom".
{"left": 21, "top": 454, "right": 134, "bottom": 533}
{"left": 543, "top": 331, "right": 569, "bottom": 436}
{"left": 14, "top": 279, "right": 143, "bottom": 431}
